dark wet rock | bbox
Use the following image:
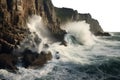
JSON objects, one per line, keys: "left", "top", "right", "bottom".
{"left": 43, "top": 44, "right": 49, "bottom": 48}
{"left": 0, "top": 54, "right": 18, "bottom": 72}
{"left": 21, "top": 49, "right": 52, "bottom": 68}
{"left": 44, "top": 51, "right": 52, "bottom": 60}
{"left": 0, "top": 0, "right": 66, "bottom": 54}
{"left": 60, "top": 40, "right": 67, "bottom": 46}
{"left": 21, "top": 49, "right": 39, "bottom": 68}
{"left": 0, "top": 39, "right": 15, "bottom": 53}
{"left": 95, "top": 32, "right": 111, "bottom": 36}
{"left": 0, "top": 44, "right": 1, "bottom": 52}
{"left": 31, "top": 51, "right": 52, "bottom": 67}
{"left": 55, "top": 52, "right": 60, "bottom": 59}
{"left": 0, "top": 0, "right": 59, "bottom": 71}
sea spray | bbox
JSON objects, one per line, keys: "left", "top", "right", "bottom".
{"left": 62, "top": 21, "right": 95, "bottom": 46}
{"left": 16, "top": 15, "right": 53, "bottom": 53}
{"left": 27, "top": 15, "right": 45, "bottom": 53}
{"left": 27, "top": 15, "right": 53, "bottom": 40}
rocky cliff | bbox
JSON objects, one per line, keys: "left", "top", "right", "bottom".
{"left": 0, "top": 0, "right": 105, "bottom": 71}
{"left": 0, "top": 0, "right": 66, "bottom": 54}
{"left": 55, "top": 7, "right": 104, "bottom": 34}
{"left": 0, "top": 0, "right": 66, "bottom": 71}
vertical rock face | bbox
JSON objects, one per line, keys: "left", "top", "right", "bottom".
{"left": 78, "top": 13, "right": 104, "bottom": 34}
{"left": 0, "top": 0, "right": 63, "bottom": 70}
{"left": 0, "top": 0, "right": 66, "bottom": 53}
{"left": 41, "top": 0, "right": 66, "bottom": 40}
{"left": 0, "top": 0, "right": 104, "bottom": 54}
{"left": 0, "top": 0, "right": 24, "bottom": 53}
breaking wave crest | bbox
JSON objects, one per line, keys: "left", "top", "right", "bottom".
{"left": 62, "top": 21, "right": 95, "bottom": 46}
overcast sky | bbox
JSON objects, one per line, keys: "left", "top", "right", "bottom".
{"left": 52, "top": 0, "right": 120, "bottom": 32}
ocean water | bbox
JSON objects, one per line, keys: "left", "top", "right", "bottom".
{"left": 0, "top": 15, "right": 120, "bottom": 80}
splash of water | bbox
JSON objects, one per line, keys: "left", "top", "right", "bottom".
{"left": 62, "top": 21, "right": 95, "bottom": 46}
{"left": 17, "top": 15, "right": 53, "bottom": 53}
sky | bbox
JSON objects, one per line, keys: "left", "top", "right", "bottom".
{"left": 52, "top": 0, "right": 120, "bottom": 32}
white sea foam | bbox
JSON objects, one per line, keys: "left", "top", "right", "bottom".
{"left": 62, "top": 21, "right": 95, "bottom": 46}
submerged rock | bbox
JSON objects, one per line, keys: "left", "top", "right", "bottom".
{"left": 55, "top": 52, "right": 60, "bottom": 59}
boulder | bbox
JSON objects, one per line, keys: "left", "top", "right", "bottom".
{"left": 43, "top": 44, "right": 49, "bottom": 48}
{"left": 22, "top": 49, "right": 38, "bottom": 68}
{"left": 31, "top": 51, "right": 52, "bottom": 67}
{"left": 46, "top": 51, "right": 52, "bottom": 60}
{"left": 22, "top": 49, "right": 52, "bottom": 68}
{"left": 0, "top": 54, "right": 18, "bottom": 72}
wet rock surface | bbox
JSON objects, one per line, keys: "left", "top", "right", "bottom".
{"left": 60, "top": 40, "right": 67, "bottom": 46}
{"left": 0, "top": 49, "right": 52, "bottom": 72}
{"left": 0, "top": 0, "right": 63, "bottom": 71}
{"left": 95, "top": 32, "right": 111, "bottom": 36}
{"left": 22, "top": 49, "right": 52, "bottom": 68}
{"left": 0, "top": 0, "right": 66, "bottom": 54}
{"left": 0, "top": 53, "right": 18, "bottom": 72}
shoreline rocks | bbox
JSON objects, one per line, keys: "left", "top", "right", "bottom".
{"left": 0, "top": 49, "right": 53, "bottom": 72}
{"left": 21, "top": 49, "right": 52, "bottom": 68}
{"left": 0, "top": 54, "right": 18, "bottom": 72}
{"left": 95, "top": 32, "right": 111, "bottom": 36}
